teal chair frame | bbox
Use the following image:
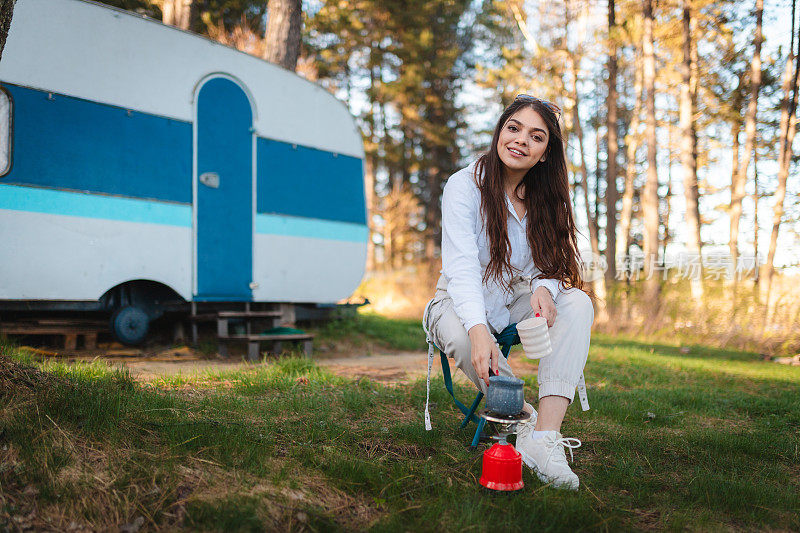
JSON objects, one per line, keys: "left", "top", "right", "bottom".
{"left": 438, "top": 323, "right": 521, "bottom": 448}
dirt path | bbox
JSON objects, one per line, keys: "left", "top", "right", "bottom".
{"left": 23, "top": 345, "right": 537, "bottom": 384}
{"left": 123, "top": 351, "right": 435, "bottom": 383}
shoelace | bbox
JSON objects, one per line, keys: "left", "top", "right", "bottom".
{"left": 516, "top": 418, "right": 536, "bottom": 440}
{"left": 543, "top": 435, "right": 582, "bottom": 470}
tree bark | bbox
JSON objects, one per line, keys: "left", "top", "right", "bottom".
{"left": 729, "top": 118, "right": 741, "bottom": 248}
{"left": 662, "top": 124, "right": 672, "bottom": 262}
{"left": 161, "top": 0, "right": 193, "bottom": 30}
{"left": 176, "top": 0, "right": 192, "bottom": 30}
{"left": 263, "top": 0, "right": 302, "bottom": 71}
{"left": 570, "top": 66, "right": 600, "bottom": 259}
{"left": 764, "top": 0, "right": 800, "bottom": 304}
{"left": 564, "top": 1, "right": 597, "bottom": 254}
{"left": 568, "top": 60, "right": 607, "bottom": 317}
{"left": 605, "top": 0, "right": 619, "bottom": 282}
{"left": 680, "top": 0, "right": 704, "bottom": 299}
{"left": 364, "top": 52, "right": 382, "bottom": 272}
{"left": 642, "top": 0, "right": 660, "bottom": 304}
{"left": 162, "top": 0, "right": 174, "bottom": 26}
{"left": 595, "top": 128, "right": 602, "bottom": 245}
{"left": 752, "top": 144, "right": 760, "bottom": 292}
{"left": 732, "top": 0, "right": 763, "bottom": 278}
{"left": 0, "top": 0, "right": 14, "bottom": 62}
{"left": 619, "top": 52, "right": 643, "bottom": 264}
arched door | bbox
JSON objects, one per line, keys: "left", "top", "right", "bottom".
{"left": 194, "top": 76, "right": 254, "bottom": 301}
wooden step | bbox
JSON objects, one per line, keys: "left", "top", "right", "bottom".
{"left": 0, "top": 324, "right": 104, "bottom": 335}
{"left": 217, "top": 311, "right": 282, "bottom": 318}
{"left": 34, "top": 319, "right": 108, "bottom": 327}
{"left": 218, "top": 333, "right": 314, "bottom": 361}
{"left": 218, "top": 333, "right": 313, "bottom": 341}
{"left": 190, "top": 310, "right": 282, "bottom": 321}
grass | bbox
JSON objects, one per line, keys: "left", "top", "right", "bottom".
{"left": 1, "top": 325, "right": 799, "bottom": 531}
{"left": 307, "top": 310, "right": 428, "bottom": 354}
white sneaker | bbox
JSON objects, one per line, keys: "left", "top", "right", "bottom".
{"left": 516, "top": 429, "right": 582, "bottom": 490}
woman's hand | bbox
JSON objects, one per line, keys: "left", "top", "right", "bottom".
{"left": 468, "top": 324, "right": 500, "bottom": 387}
{"left": 530, "top": 286, "right": 557, "bottom": 327}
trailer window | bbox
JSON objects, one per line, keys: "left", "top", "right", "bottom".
{"left": 0, "top": 89, "right": 9, "bottom": 176}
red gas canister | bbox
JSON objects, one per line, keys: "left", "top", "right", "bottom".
{"left": 479, "top": 441, "right": 524, "bottom": 491}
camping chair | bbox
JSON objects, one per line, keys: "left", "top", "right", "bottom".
{"left": 425, "top": 323, "right": 521, "bottom": 449}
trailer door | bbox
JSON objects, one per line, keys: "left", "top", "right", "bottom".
{"left": 194, "top": 76, "right": 254, "bottom": 301}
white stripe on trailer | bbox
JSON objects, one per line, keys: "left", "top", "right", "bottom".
{"left": 0, "top": 208, "right": 366, "bottom": 303}
{"left": 252, "top": 233, "right": 366, "bottom": 303}
{"left": 0, "top": 209, "right": 192, "bottom": 300}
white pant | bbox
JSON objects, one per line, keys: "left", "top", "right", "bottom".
{"left": 423, "top": 274, "right": 593, "bottom": 404}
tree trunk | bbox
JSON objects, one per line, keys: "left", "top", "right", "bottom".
{"left": 364, "top": 56, "right": 381, "bottom": 272}
{"left": 729, "top": 119, "right": 741, "bottom": 263}
{"left": 605, "top": 0, "right": 619, "bottom": 282}
{"left": 567, "top": 142, "right": 581, "bottom": 215}
{"left": 263, "top": 0, "right": 302, "bottom": 71}
{"left": 570, "top": 67, "right": 599, "bottom": 258}
{"left": 732, "top": 0, "right": 763, "bottom": 280}
{"left": 176, "top": 0, "right": 193, "bottom": 30}
{"left": 642, "top": 0, "right": 661, "bottom": 305}
{"left": 764, "top": 1, "right": 800, "bottom": 305}
{"left": 680, "top": 0, "right": 704, "bottom": 299}
{"left": 0, "top": 0, "right": 14, "bottom": 62}
{"left": 619, "top": 52, "right": 643, "bottom": 264}
{"left": 595, "top": 129, "right": 602, "bottom": 243}
{"left": 752, "top": 145, "right": 760, "bottom": 292}
{"left": 162, "top": 0, "right": 193, "bottom": 30}
{"left": 378, "top": 99, "right": 389, "bottom": 268}
{"left": 662, "top": 124, "right": 672, "bottom": 262}
{"left": 569, "top": 58, "right": 607, "bottom": 317}
{"left": 162, "top": 0, "right": 174, "bottom": 26}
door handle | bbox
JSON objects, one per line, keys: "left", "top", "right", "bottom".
{"left": 199, "top": 172, "right": 220, "bottom": 188}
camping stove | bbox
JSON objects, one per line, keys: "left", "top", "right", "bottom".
{"left": 478, "top": 409, "right": 531, "bottom": 492}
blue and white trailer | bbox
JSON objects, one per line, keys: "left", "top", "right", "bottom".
{"left": 0, "top": 0, "right": 367, "bottom": 343}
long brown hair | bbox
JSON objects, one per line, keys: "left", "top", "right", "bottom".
{"left": 475, "top": 98, "right": 586, "bottom": 295}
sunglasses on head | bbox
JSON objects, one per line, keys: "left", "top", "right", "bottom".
{"left": 513, "top": 94, "right": 562, "bottom": 120}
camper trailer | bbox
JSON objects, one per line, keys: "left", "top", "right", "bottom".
{"left": 0, "top": 0, "right": 367, "bottom": 344}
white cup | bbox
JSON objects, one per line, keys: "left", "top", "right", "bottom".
{"left": 516, "top": 315, "right": 552, "bottom": 359}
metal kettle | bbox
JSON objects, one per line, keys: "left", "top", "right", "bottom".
{"left": 485, "top": 375, "right": 525, "bottom": 416}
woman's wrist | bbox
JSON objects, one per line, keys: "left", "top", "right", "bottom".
{"left": 530, "top": 279, "right": 556, "bottom": 302}
{"left": 538, "top": 285, "right": 556, "bottom": 302}
{"left": 468, "top": 323, "right": 490, "bottom": 339}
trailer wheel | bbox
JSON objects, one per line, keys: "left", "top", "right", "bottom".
{"left": 111, "top": 305, "right": 150, "bottom": 346}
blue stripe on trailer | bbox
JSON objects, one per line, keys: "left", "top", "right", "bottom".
{"left": 1, "top": 84, "right": 368, "bottom": 227}
{"left": 256, "top": 138, "right": 366, "bottom": 225}
{"left": 2, "top": 84, "right": 193, "bottom": 204}
{"left": 255, "top": 213, "right": 368, "bottom": 242}
{"left": 0, "top": 183, "right": 192, "bottom": 226}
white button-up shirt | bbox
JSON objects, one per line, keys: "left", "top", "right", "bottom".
{"left": 441, "top": 161, "right": 561, "bottom": 334}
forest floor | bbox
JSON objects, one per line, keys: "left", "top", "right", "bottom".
{"left": 1, "top": 314, "right": 799, "bottom": 531}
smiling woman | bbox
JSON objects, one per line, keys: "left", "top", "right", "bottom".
{"left": 423, "top": 95, "right": 595, "bottom": 491}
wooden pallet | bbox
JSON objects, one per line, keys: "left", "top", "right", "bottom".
{"left": 0, "top": 320, "right": 105, "bottom": 350}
